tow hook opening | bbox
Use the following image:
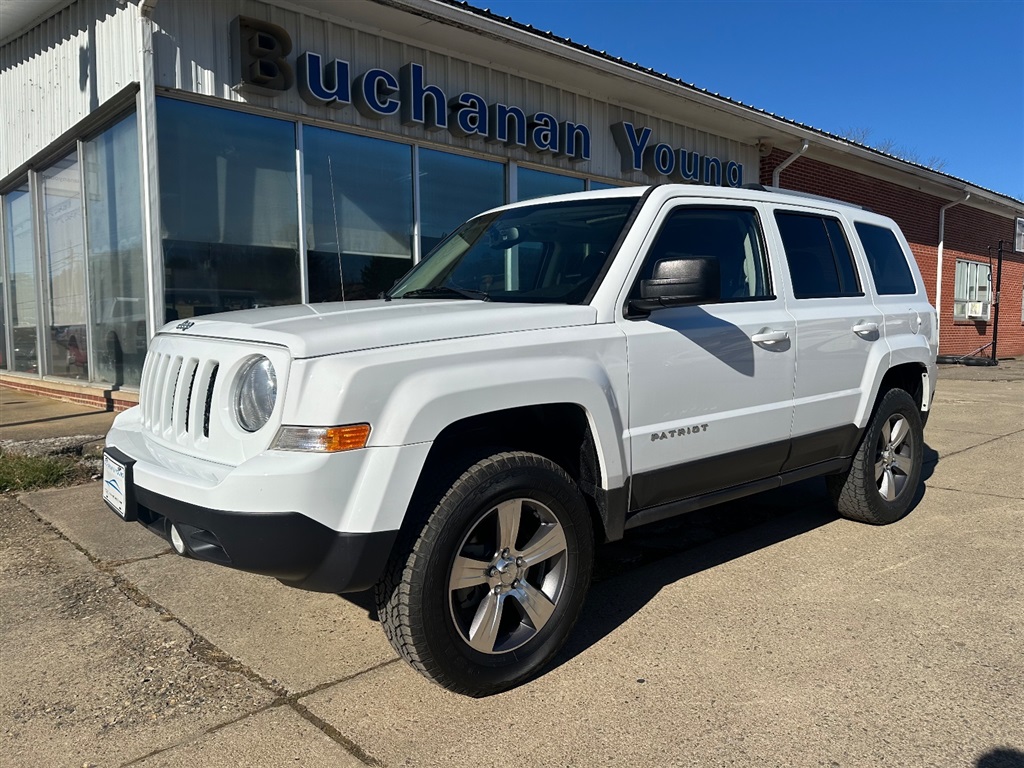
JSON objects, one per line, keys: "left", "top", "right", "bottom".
{"left": 160, "top": 518, "right": 231, "bottom": 565}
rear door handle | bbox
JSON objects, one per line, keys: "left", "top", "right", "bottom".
{"left": 751, "top": 329, "right": 789, "bottom": 345}
{"left": 852, "top": 322, "right": 879, "bottom": 337}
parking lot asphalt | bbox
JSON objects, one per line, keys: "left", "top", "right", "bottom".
{"left": 1, "top": 368, "right": 1022, "bottom": 767}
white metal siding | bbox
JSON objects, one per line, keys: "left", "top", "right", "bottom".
{"left": 147, "top": 0, "right": 758, "bottom": 182}
{"left": 0, "top": 0, "right": 140, "bottom": 179}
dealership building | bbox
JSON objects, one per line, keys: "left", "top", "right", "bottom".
{"left": 2, "top": 0, "right": 1022, "bottom": 409}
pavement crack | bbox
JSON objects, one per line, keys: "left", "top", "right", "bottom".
{"left": 926, "top": 484, "right": 1023, "bottom": 501}
{"left": 117, "top": 705, "right": 278, "bottom": 767}
{"left": 286, "top": 699, "right": 384, "bottom": 766}
{"left": 290, "top": 658, "right": 401, "bottom": 700}
{"left": 928, "top": 427, "right": 1024, "bottom": 463}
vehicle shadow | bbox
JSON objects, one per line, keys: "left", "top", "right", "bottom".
{"left": 977, "top": 748, "right": 1024, "bottom": 768}
{"left": 552, "top": 443, "right": 940, "bottom": 673}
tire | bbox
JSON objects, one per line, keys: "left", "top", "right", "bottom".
{"left": 827, "top": 388, "right": 924, "bottom": 525}
{"left": 375, "top": 451, "right": 594, "bottom": 697}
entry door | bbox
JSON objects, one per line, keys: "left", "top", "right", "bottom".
{"left": 770, "top": 208, "right": 885, "bottom": 469}
{"left": 623, "top": 203, "right": 796, "bottom": 511}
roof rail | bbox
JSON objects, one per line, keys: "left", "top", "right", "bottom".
{"left": 741, "top": 184, "right": 871, "bottom": 211}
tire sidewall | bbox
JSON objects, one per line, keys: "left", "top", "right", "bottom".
{"left": 415, "top": 455, "right": 593, "bottom": 693}
{"left": 862, "top": 389, "right": 924, "bottom": 522}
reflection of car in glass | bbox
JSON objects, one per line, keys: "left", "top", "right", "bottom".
{"left": 97, "top": 298, "right": 148, "bottom": 381}
{"left": 165, "top": 289, "right": 261, "bottom": 322}
{"left": 12, "top": 326, "right": 39, "bottom": 373}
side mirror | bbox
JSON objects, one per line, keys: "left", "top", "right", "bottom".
{"left": 629, "top": 255, "right": 721, "bottom": 314}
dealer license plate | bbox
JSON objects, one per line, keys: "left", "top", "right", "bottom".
{"left": 102, "top": 449, "right": 136, "bottom": 521}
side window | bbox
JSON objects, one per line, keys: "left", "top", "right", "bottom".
{"left": 634, "top": 207, "right": 771, "bottom": 301}
{"left": 775, "top": 211, "right": 862, "bottom": 299}
{"left": 854, "top": 222, "right": 917, "bottom": 295}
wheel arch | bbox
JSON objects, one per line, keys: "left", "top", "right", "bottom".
{"left": 398, "top": 403, "right": 622, "bottom": 546}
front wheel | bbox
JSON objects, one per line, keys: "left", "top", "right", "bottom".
{"left": 827, "top": 388, "right": 924, "bottom": 525}
{"left": 375, "top": 451, "right": 594, "bottom": 697}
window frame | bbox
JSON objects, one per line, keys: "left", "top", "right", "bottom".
{"left": 953, "top": 258, "right": 992, "bottom": 322}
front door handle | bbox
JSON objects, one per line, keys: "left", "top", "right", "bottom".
{"left": 852, "top": 322, "right": 879, "bottom": 337}
{"left": 751, "top": 329, "right": 789, "bottom": 345}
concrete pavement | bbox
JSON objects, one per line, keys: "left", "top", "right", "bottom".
{"left": 1, "top": 371, "right": 1022, "bottom": 767}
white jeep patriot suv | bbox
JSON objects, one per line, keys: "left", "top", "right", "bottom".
{"left": 104, "top": 184, "right": 936, "bottom": 696}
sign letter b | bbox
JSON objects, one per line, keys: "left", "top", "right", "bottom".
{"left": 231, "top": 16, "right": 293, "bottom": 95}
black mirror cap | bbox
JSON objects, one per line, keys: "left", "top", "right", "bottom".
{"left": 631, "top": 256, "right": 721, "bottom": 313}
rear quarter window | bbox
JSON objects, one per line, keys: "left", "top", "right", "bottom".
{"left": 855, "top": 222, "right": 917, "bottom": 295}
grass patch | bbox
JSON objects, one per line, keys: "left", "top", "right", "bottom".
{"left": 0, "top": 450, "right": 93, "bottom": 493}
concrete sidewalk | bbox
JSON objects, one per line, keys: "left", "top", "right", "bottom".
{"left": 1, "top": 369, "right": 1023, "bottom": 767}
{"left": 1, "top": 385, "right": 116, "bottom": 456}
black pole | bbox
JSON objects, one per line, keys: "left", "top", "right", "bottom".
{"left": 991, "top": 239, "right": 1004, "bottom": 363}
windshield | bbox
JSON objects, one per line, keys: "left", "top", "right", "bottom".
{"left": 388, "top": 197, "right": 639, "bottom": 304}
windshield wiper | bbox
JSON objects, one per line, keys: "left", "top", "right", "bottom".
{"left": 398, "top": 285, "right": 490, "bottom": 301}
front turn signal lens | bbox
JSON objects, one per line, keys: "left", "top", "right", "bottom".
{"left": 272, "top": 424, "right": 371, "bottom": 453}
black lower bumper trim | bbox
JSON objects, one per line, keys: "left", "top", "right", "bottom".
{"left": 133, "top": 486, "right": 396, "bottom": 593}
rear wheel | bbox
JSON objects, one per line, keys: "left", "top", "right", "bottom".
{"left": 827, "top": 388, "right": 923, "bottom": 525}
{"left": 375, "top": 451, "right": 594, "bottom": 696}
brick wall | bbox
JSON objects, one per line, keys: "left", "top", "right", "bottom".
{"left": 761, "top": 149, "right": 1024, "bottom": 358}
{"left": 0, "top": 375, "right": 138, "bottom": 412}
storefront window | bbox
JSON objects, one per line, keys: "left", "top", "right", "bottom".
{"left": 85, "top": 114, "right": 145, "bottom": 387}
{"left": 5, "top": 189, "right": 40, "bottom": 376}
{"left": 41, "top": 154, "right": 89, "bottom": 381}
{"left": 158, "top": 98, "right": 300, "bottom": 321}
{"left": 418, "top": 149, "right": 505, "bottom": 256}
{"left": 4, "top": 185, "right": 39, "bottom": 374}
{"left": 0, "top": 227, "right": 5, "bottom": 370}
{"left": 517, "top": 168, "right": 584, "bottom": 202}
{"left": 589, "top": 180, "right": 624, "bottom": 191}
{"left": 303, "top": 127, "right": 414, "bottom": 301}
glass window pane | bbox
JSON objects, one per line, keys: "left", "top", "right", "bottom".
{"left": 42, "top": 153, "right": 89, "bottom": 380}
{"left": 517, "top": 168, "right": 585, "bottom": 202}
{"left": 823, "top": 218, "right": 860, "bottom": 294}
{"left": 4, "top": 185, "right": 38, "bottom": 373}
{"left": 158, "top": 98, "right": 299, "bottom": 321}
{"left": 855, "top": 222, "right": 916, "bottom": 295}
{"left": 85, "top": 113, "right": 146, "bottom": 387}
{"left": 954, "top": 260, "right": 968, "bottom": 301}
{"left": 977, "top": 264, "right": 991, "bottom": 301}
{"left": 636, "top": 207, "right": 771, "bottom": 301}
{"left": 589, "top": 180, "right": 624, "bottom": 191}
{"left": 419, "top": 149, "right": 504, "bottom": 256}
{"left": 391, "top": 197, "right": 637, "bottom": 304}
{"left": 775, "top": 212, "right": 842, "bottom": 299}
{"left": 303, "top": 127, "right": 413, "bottom": 301}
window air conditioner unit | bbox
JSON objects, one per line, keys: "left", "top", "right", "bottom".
{"left": 966, "top": 302, "right": 987, "bottom": 319}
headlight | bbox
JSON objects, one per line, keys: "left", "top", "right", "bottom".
{"left": 234, "top": 355, "right": 277, "bottom": 432}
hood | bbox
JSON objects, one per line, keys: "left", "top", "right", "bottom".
{"left": 159, "top": 300, "right": 598, "bottom": 358}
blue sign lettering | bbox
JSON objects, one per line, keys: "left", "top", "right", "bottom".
{"left": 229, "top": 17, "right": 750, "bottom": 178}
{"left": 353, "top": 68, "right": 400, "bottom": 118}
{"left": 612, "top": 120, "right": 743, "bottom": 187}
{"left": 297, "top": 51, "right": 350, "bottom": 108}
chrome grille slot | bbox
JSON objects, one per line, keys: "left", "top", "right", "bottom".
{"left": 173, "top": 358, "right": 199, "bottom": 437}
{"left": 161, "top": 356, "right": 184, "bottom": 436}
{"left": 183, "top": 360, "right": 199, "bottom": 434}
{"left": 203, "top": 364, "right": 219, "bottom": 439}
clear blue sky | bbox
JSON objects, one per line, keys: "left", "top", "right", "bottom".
{"left": 481, "top": 0, "right": 1024, "bottom": 201}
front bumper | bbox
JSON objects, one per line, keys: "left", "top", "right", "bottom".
{"left": 128, "top": 482, "right": 397, "bottom": 593}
